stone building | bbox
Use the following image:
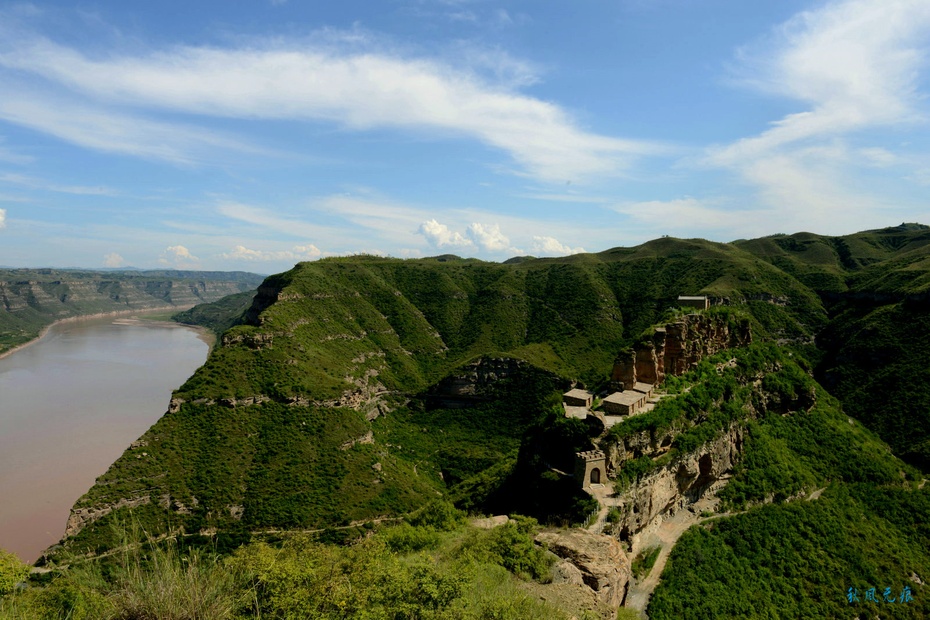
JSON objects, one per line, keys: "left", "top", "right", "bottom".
{"left": 575, "top": 450, "right": 607, "bottom": 488}
{"left": 630, "top": 382, "right": 654, "bottom": 398}
{"left": 563, "top": 388, "right": 594, "bottom": 408}
{"left": 677, "top": 295, "right": 709, "bottom": 310}
{"left": 602, "top": 390, "right": 647, "bottom": 416}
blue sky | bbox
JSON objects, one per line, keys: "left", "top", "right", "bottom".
{"left": 2, "top": 0, "right": 930, "bottom": 273}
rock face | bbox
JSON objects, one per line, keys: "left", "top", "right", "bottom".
{"left": 609, "top": 427, "right": 744, "bottom": 542}
{"left": 426, "top": 357, "right": 563, "bottom": 408}
{"left": 65, "top": 496, "right": 151, "bottom": 538}
{"left": 537, "top": 529, "right": 631, "bottom": 610}
{"left": 612, "top": 313, "right": 751, "bottom": 388}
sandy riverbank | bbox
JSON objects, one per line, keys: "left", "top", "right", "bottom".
{"left": 0, "top": 306, "right": 209, "bottom": 361}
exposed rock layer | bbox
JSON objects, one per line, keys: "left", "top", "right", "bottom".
{"left": 612, "top": 313, "right": 751, "bottom": 388}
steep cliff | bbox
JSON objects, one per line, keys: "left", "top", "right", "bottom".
{"left": 611, "top": 310, "right": 752, "bottom": 388}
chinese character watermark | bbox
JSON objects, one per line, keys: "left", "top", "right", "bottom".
{"left": 847, "top": 586, "right": 914, "bottom": 604}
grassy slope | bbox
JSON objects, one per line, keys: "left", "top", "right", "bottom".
{"left": 171, "top": 290, "right": 257, "bottom": 337}
{"left": 610, "top": 343, "right": 930, "bottom": 618}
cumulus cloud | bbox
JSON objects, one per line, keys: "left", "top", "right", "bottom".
{"left": 0, "top": 208, "right": 5, "bottom": 228}
{"left": 466, "top": 222, "right": 510, "bottom": 251}
{"left": 103, "top": 252, "right": 124, "bottom": 267}
{"left": 0, "top": 30, "right": 663, "bottom": 180}
{"left": 418, "top": 219, "right": 473, "bottom": 248}
{"left": 220, "top": 244, "right": 322, "bottom": 261}
{"left": 417, "top": 219, "right": 520, "bottom": 253}
{"left": 531, "top": 236, "right": 585, "bottom": 256}
{"left": 159, "top": 245, "right": 199, "bottom": 267}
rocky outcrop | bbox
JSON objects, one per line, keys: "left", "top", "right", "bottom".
{"left": 426, "top": 357, "right": 564, "bottom": 408}
{"left": 65, "top": 496, "right": 151, "bottom": 538}
{"left": 536, "top": 529, "right": 631, "bottom": 610}
{"left": 609, "top": 427, "right": 743, "bottom": 543}
{"left": 612, "top": 313, "right": 751, "bottom": 388}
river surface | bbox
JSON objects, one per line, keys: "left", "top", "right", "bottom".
{"left": 0, "top": 315, "right": 210, "bottom": 562}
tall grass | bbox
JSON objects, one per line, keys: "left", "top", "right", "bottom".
{"left": 0, "top": 526, "right": 244, "bottom": 620}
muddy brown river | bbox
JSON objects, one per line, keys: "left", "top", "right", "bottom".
{"left": 0, "top": 314, "right": 209, "bottom": 562}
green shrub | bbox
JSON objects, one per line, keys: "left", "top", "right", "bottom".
{"left": 454, "top": 517, "right": 553, "bottom": 581}
{"left": 0, "top": 549, "right": 28, "bottom": 597}
{"left": 632, "top": 546, "right": 661, "bottom": 580}
{"left": 408, "top": 500, "right": 466, "bottom": 531}
{"left": 381, "top": 523, "right": 442, "bottom": 553}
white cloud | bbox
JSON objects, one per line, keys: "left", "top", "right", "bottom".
{"left": 857, "top": 147, "right": 900, "bottom": 168}
{"left": 220, "top": 244, "right": 321, "bottom": 261}
{"left": 216, "top": 201, "right": 342, "bottom": 240}
{"left": 466, "top": 222, "right": 510, "bottom": 251}
{"left": 0, "top": 138, "right": 31, "bottom": 164}
{"left": 0, "top": 208, "right": 5, "bottom": 228}
{"left": 0, "top": 32, "right": 664, "bottom": 181}
{"left": 702, "top": 0, "right": 930, "bottom": 233}
{"left": 520, "top": 192, "right": 606, "bottom": 204}
{"left": 715, "top": 0, "right": 930, "bottom": 164}
{"left": 103, "top": 252, "right": 124, "bottom": 267}
{"left": 418, "top": 219, "right": 473, "bottom": 248}
{"left": 531, "top": 236, "right": 585, "bottom": 256}
{"left": 0, "top": 88, "right": 267, "bottom": 166}
{"left": 159, "top": 245, "right": 200, "bottom": 268}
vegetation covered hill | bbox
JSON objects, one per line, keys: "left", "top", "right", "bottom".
{"left": 50, "top": 239, "right": 833, "bottom": 554}
{"left": 7, "top": 225, "right": 930, "bottom": 618}
{"left": 737, "top": 223, "right": 930, "bottom": 467}
{"left": 0, "top": 269, "right": 264, "bottom": 355}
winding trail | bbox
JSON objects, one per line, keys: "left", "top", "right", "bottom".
{"left": 624, "top": 495, "right": 725, "bottom": 615}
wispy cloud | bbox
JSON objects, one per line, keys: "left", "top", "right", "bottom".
{"left": 0, "top": 137, "right": 31, "bottom": 165}
{"left": 0, "top": 172, "right": 117, "bottom": 195}
{"left": 703, "top": 0, "right": 930, "bottom": 233}
{"left": 216, "top": 201, "right": 341, "bottom": 240}
{"left": 0, "top": 29, "right": 663, "bottom": 181}
{"left": 0, "top": 88, "right": 268, "bottom": 166}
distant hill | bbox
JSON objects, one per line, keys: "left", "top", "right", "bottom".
{"left": 0, "top": 268, "right": 264, "bottom": 355}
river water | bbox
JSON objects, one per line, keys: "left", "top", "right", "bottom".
{"left": 0, "top": 315, "right": 209, "bottom": 563}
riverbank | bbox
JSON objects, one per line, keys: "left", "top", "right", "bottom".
{"left": 0, "top": 306, "right": 202, "bottom": 361}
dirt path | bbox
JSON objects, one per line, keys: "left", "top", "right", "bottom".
{"left": 624, "top": 496, "right": 724, "bottom": 615}
{"left": 623, "top": 486, "right": 828, "bottom": 616}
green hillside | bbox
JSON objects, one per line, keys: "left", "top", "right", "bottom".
{"left": 737, "top": 223, "right": 930, "bottom": 467}
{"left": 9, "top": 226, "right": 930, "bottom": 618}
{"left": 48, "top": 240, "right": 830, "bottom": 556}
